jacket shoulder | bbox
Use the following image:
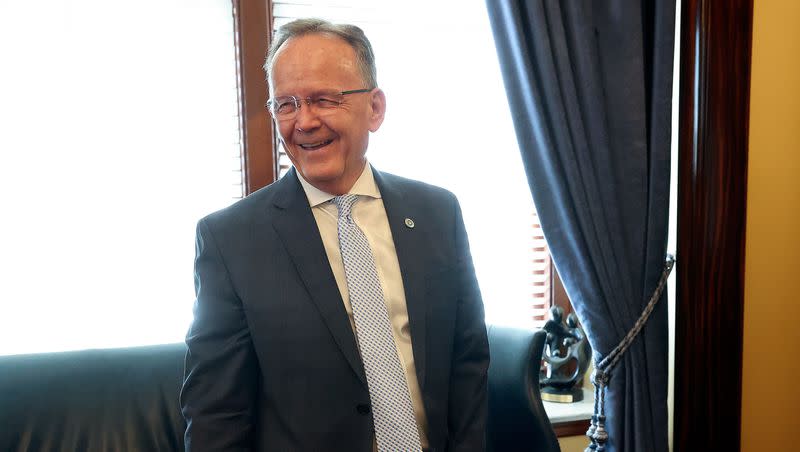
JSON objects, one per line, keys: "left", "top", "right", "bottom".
{"left": 375, "top": 170, "right": 459, "bottom": 207}
{"left": 198, "top": 173, "right": 291, "bottom": 229}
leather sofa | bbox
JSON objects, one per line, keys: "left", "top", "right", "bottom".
{"left": 0, "top": 327, "right": 558, "bottom": 451}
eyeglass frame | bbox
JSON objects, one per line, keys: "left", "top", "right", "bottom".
{"left": 265, "top": 88, "right": 373, "bottom": 120}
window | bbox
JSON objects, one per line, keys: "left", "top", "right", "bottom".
{"left": 0, "top": 1, "right": 243, "bottom": 355}
{"left": 0, "top": 0, "right": 572, "bottom": 356}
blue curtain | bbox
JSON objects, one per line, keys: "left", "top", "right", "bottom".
{"left": 485, "top": 1, "right": 675, "bottom": 451}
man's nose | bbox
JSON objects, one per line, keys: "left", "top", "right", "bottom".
{"left": 294, "top": 99, "right": 321, "bottom": 131}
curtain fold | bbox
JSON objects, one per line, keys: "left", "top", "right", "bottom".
{"left": 485, "top": 1, "right": 675, "bottom": 451}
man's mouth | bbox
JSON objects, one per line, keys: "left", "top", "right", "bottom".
{"left": 298, "top": 139, "right": 333, "bottom": 150}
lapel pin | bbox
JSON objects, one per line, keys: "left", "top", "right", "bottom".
{"left": 404, "top": 218, "right": 415, "bottom": 229}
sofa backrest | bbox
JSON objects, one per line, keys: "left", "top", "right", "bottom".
{"left": 0, "top": 343, "right": 187, "bottom": 452}
{"left": 1, "top": 328, "right": 559, "bottom": 451}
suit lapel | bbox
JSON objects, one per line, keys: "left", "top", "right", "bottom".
{"left": 373, "top": 169, "right": 428, "bottom": 390}
{"left": 269, "top": 170, "right": 367, "bottom": 387}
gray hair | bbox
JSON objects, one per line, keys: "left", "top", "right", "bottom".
{"left": 264, "top": 18, "right": 378, "bottom": 90}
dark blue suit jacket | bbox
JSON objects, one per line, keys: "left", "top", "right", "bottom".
{"left": 181, "top": 168, "right": 489, "bottom": 452}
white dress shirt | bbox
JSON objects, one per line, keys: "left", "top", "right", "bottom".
{"left": 296, "top": 163, "right": 430, "bottom": 449}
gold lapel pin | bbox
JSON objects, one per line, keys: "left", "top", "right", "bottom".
{"left": 404, "top": 218, "right": 415, "bottom": 229}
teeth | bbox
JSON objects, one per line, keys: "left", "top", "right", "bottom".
{"left": 300, "top": 140, "right": 331, "bottom": 149}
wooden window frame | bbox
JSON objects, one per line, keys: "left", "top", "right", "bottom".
{"left": 233, "top": 0, "right": 276, "bottom": 194}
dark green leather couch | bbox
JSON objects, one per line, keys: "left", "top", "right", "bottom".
{"left": 0, "top": 327, "right": 558, "bottom": 451}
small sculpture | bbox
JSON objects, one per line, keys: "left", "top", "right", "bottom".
{"left": 539, "top": 306, "right": 592, "bottom": 403}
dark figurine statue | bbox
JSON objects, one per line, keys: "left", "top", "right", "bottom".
{"left": 539, "top": 306, "right": 592, "bottom": 402}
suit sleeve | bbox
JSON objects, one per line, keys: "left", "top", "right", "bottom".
{"left": 180, "top": 218, "right": 258, "bottom": 452}
{"left": 446, "top": 196, "right": 490, "bottom": 451}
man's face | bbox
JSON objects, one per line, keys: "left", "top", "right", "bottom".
{"left": 270, "top": 33, "right": 385, "bottom": 195}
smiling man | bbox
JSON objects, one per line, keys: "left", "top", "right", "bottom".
{"left": 180, "top": 19, "right": 489, "bottom": 452}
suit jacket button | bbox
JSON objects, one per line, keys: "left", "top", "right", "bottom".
{"left": 356, "top": 403, "right": 370, "bottom": 415}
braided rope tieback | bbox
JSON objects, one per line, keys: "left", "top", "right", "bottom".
{"left": 584, "top": 254, "right": 675, "bottom": 452}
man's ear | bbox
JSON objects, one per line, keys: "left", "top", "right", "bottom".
{"left": 367, "top": 88, "right": 386, "bottom": 132}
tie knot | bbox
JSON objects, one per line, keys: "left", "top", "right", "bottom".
{"left": 332, "top": 194, "right": 359, "bottom": 219}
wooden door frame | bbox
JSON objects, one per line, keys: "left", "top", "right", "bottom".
{"left": 674, "top": 0, "right": 753, "bottom": 450}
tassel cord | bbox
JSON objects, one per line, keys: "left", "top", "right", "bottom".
{"left": 584, "top": 254, "right": 675, "bottom": 452}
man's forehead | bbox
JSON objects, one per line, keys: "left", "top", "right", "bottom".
{"left": 273, "top": 33, "right": 357, "bottom": 67}
{"left": 271, "top": 33, "right": 361, "bottom": 93}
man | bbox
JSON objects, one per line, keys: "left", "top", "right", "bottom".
{"left": 181, "top": 18, "right": 489, "bottom": 452}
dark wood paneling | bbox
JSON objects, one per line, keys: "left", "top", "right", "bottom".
{"left": 552, "top": 419, "right": 590, "bottom": 438}
{"left": 674, "top": 0, "right": 753, "bottom": 450}
{"left": 233, "top": 0, "right": 276, "bottom": 194}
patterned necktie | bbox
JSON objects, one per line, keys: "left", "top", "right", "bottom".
{"left": 332, "top": 194, "right": 422, "bottom": 452}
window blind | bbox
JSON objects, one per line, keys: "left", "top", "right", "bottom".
{"left": 530, "top": 209, "right": 553, "bottom": 327}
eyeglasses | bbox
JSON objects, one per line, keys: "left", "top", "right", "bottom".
{"left": 265, "top": 89, "right": 372, "bottom": 121}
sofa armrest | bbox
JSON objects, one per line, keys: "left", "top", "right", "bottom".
{"left": 0, "top": 344, "right": 187, "bottom": 452}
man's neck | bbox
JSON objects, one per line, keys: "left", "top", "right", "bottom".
{"left": 298, "top": 162, "right": 368, "bottom": 196}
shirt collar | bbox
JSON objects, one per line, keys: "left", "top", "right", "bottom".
{"left": 296, "top": 161, "right": 382, "bottom": 208}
